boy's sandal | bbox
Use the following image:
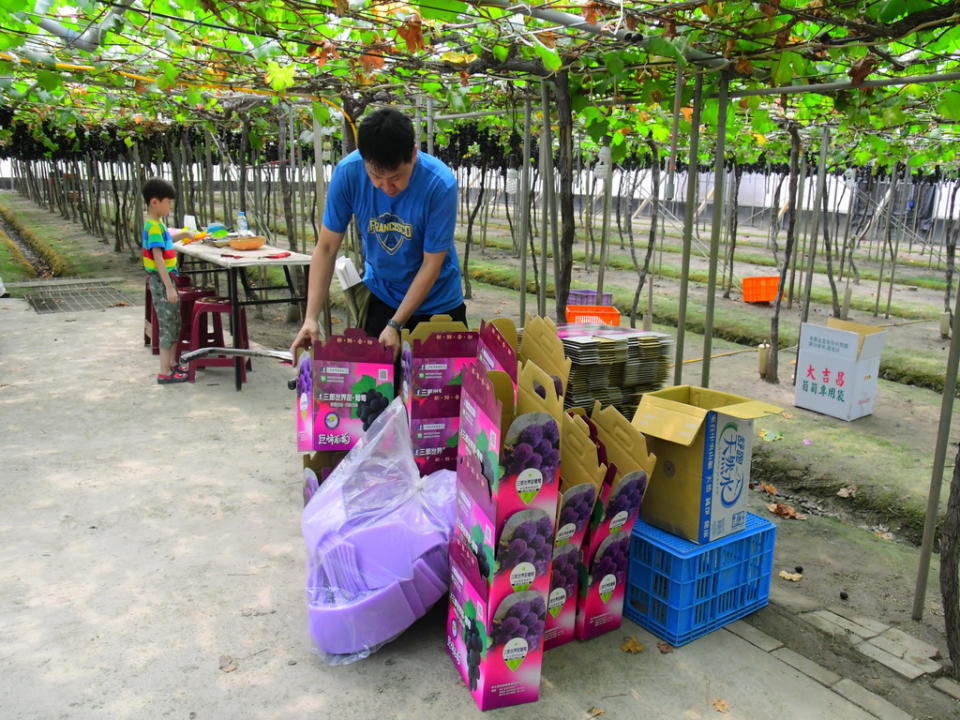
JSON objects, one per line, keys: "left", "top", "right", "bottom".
{"left": 172, "top": 362, "right": 190, "bottom": 374}
{"left": 157, "top": 369, "right": 190, "bottom": 385}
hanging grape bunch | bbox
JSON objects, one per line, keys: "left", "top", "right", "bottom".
{"left": 358, "top": 389, "right": 390, "bottom": 431}
{"left": 550, "top": 547, "right": 580, "bottom": 600}
{"left": 604, "top": 472, "right": 648, "bottom": 522}
{"left": 504, "top": 418, "right": 560, "bottom": 480}
{"left": 558, "top": 486, "right": 597, "bottom": 535}
{"left": 498, "top": 514, "right": 554, "bottom": 575}
{"left": 297, "top": 356, "right": 312, "bottom": 397}
{"left": 464, "top": 617, "right": 483, "bottom": 690}
{"left": 492, "top": 595, "right": 547, "bottom": 650}
{"left": 591, "top": 536, "right": 630, "bottom": 586}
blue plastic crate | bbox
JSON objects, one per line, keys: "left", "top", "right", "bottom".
{"left": 624, "top": 513, "right": 775, "bottom": 646}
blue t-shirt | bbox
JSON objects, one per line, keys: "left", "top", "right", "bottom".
{"left": 323, "top": 149, "right": 463, "bottom": 316}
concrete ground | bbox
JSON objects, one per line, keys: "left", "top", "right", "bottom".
{"left": 0, "top": 297, "right": 953, "bottom": 719}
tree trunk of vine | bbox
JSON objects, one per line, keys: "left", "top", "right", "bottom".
{"left": 631, "top": 142, "right": 659, "bottom": 327}
{"left": 552, "top": 71, "right": 575, "bottom": 323}
{"left": 462, "top": 166, "right": 486, "bottom": 301}
{"left": 766, "top": 125, "right": 801, "bottom": 384}
{"left": 940, "top": 443, "right": 960, "bottom": 680}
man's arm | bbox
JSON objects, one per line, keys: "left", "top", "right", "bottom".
{"left": 290, "top": 224, "right": 344, "bottom": 355}
{"left": 377, "top": 249, "right": 447, "bottom": 354}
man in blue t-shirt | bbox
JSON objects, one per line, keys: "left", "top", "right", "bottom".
{"left": 290, "top": 107, "right": 465, "bottom": 357}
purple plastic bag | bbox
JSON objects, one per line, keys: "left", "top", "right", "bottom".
{"left": 301, "top": 398, "right": 456, "bottom": 664}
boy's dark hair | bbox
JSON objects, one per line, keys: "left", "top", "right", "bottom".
{"left": 357, "top": 108, "right": 415, "bottom": 171}
{"left": 142, "top": 178, "right": 176, "bottom": 205}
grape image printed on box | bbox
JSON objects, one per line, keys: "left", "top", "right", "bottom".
{"left": 296, "top": 352, "right": 315, "bottom": 452}
{"left": 446, "top": 562, "right": 550, "bottom": 710}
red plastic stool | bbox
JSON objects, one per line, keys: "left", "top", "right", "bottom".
{"left": 145, "top": 279, "right": 215, "bottom": 359}
{"left": 187, "top": 297, "right": 251, "bottom": 383}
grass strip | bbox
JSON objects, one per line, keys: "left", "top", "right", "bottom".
{"left": 0, "top": 226, "right": 37, "bottom": 282}
{"left": 470, "top": 220, "right": 950, "bottom": 292}
{"left": 464, "top": 236, "right": 938, "bottom": 321}
{"left": 0, "top": 199, "right": 70, "bottom": 276}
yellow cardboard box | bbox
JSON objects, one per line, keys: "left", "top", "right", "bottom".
{"left": 632, "top": 386, "right": 780, "bottom": 543}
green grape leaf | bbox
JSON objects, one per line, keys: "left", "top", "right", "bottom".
{"left": 536, "top": 44, "right": 562, "bottom": 72}
{"left": 416, "top": 0, "right": 467, "bottom": 22}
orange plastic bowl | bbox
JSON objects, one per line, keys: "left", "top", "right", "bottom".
{"left": 228, "top": 236, "right": 265, "bottom": 251}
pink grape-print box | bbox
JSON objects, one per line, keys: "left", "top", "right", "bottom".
{"left": 446, "top": 560, "right": 548, "bottom": 710}
{"left": 311, "top": 330, "right": 394, "bottom": 451}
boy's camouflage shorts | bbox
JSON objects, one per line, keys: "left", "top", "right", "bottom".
{"left": 148, "top": 273, "right": 181, "bottom": 349}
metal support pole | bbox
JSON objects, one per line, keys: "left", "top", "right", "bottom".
{"left": 596, "top": 140, "right": 614, "bottom": 303}
{"left": 701, "top": 71, "right": 729, "bottom": 388}
{"left": 518, "top": 99, "right": 533, "bottom": 323}
{"left": 913, "top": 267, "right": 960, "bottom": 619}
{"left": 674, "top": 73, "right": 703, "bottom": 385}
{"left": 801, "top": 127, "right": 830, "bottom": 324}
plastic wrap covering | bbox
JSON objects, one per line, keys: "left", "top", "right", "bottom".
{"left": 301, "top": 398, "right": 457, "bottom": 664}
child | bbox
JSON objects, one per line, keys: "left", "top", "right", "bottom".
{"left": 142, "top": 178, "right": 188, "bottom": 384}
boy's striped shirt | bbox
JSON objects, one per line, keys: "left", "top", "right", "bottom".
{"left": 142, "top": 217, "right": 177, "bottom": 274}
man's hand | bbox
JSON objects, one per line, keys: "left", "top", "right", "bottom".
{"left": 290, "top": 317, "right": 319, "bottom": 357}
{"left": 378, "top": 324, "right": 401, "bottom": 358}
{"left": 165, "top": 285, "right": 179, "bottom": 304}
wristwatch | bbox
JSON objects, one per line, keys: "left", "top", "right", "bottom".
{"left": 387, "top": 319, "right": 403, "bottom": 332}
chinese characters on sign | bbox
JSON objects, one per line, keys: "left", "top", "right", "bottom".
{"left": 316, "top": 432, "right": 351, "bottom": 445}
{"left": 802, "top": 363, "right": 846, "bottom": 402}
{"left": 807, "top": 334, "right": 850, "bottom": 354}
{"left": 316, "top": 391, "right": 368, "bottom": 408}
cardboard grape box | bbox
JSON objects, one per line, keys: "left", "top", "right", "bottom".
{"left": 452, "top": 361, "right": 563, "bottom": 610}
{"left": 400, "top": 317, "right": 478, "bottom": 407}
{"left": 302, "top": 330, "right": 395, "bottom": 452}
{"left": 446, "top": 359, "right": 565, "bottom": 710}
{"left": 544, "top": 412, "right": 607, "bottom": 650}
{"left": 410, "top": 391, "right": 460, "bottom": 475}
{"left": 477, "top": 319, "right": 518, "bottom": 398}
{"left": 446, "top": 560, "right": 548, "bottom": 710}
{"left": 575, "top": 402, "right": 656, "bottom": 641}
{"left": 632, "top": 386, "right": 780, "bottom": 543}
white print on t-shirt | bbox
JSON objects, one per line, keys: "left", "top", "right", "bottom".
{"left": 368, "top": 213, "right": 413, "bottom": 255}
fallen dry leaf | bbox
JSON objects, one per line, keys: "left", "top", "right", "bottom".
{"left": 767, "top": 503, "right": 797, "bottom": 519}
{"left": 779, "top": 570, "right": 803, "bottom": 582}
{"left": 760, "top": 482, "right": 778, "bottom": 496}
{"left": 836, "top": 485, "right": 857, "bottom": 498}
{"left": 656, "top": 641, "right": 674, "bottom": 654}
{"left": 621, "top": 636, "right": 645, "bottom": 654}
{"left": 584, "top": 707, "right": 605, "bottom": 719}
{"left": 712, "top": 698, "right": 730, "bottom": 713}
{"left": 219, "top": 654, "right": 238, "bottom": 672}
{"left": 781, "top": 411, "right": 793, "bottom": 419}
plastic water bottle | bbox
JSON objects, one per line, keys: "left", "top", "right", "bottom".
{"left": 237, "top": 211, "right": 250, "bottom": 236}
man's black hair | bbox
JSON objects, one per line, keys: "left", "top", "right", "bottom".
{"left": 142, "top": 178, "right": 176, "bottom": 205}
{"left": 357, "top": 108, "right": 416, "bottom": 170}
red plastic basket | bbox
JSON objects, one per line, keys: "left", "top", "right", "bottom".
{"left": 741, "top": 276, "right": 781, "bottom": 303}
{"left": 564, "top": 304, "right": 621, "bottom": 326}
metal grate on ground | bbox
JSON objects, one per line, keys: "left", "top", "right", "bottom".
{"left": 24, "top": 280, "right": 132, "bottom": 314}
